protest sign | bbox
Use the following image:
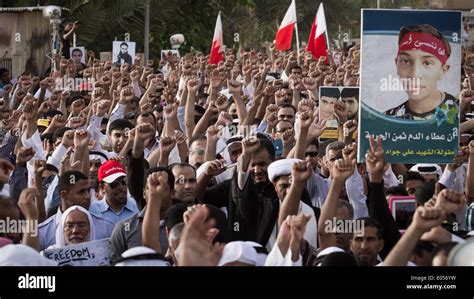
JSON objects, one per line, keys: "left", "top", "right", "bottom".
{"left": 319, "top": 86, "right": 359, "bottom": 141}
{"left": 43, "top": 238, "right": 110, "bottom": 266}
{"left": 113, "top": 41, "right": 136, "bottom": 65}
{"left": 358, "top": 9, "right": 462, "bottom": 163}
{"left": 70, "top": 47, "right": 86, "bottom": 64}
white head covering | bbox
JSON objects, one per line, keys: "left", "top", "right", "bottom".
{"left": 55, "top": 206, "right": 95, "bottom": 248}
{"left": 409, "top": 164, "right": 443, "bottom": 178}
{"left": 218, "top": 241, "right": 258, "bottom": 266}
{"left": 115, "top": 246, "right": 171, "bottom": 267}
{"left": 0, "top": 244, "right": 58, "bottom": 266}
{"left": 222, "top": 139, "right": 242, "bottom": 165}
{"left": 245, "top": 241, "right": 268, "bottom": 267}
{"left": 267, "top": 158, "right": 302, "bottom": 183}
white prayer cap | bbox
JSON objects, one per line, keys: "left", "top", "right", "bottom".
{"left": 218, "top": 241, "right": 258, "bottom": 266}
{"left": 121, "top": 246, "right": 156, "bottom": 258}
{"left": 316, "top": 246, "right": 345, "bottom": 259}
{"left": 409, "top": 164, "right": 442, "bottom": 178}
{"left": 314, "top": 246, "right": 345, "bottom": 266}
{"left": 448, "top": 239, "right": 474, "bottom": 266}
{"left": 245, "top": 241, "right": 268, "bottom": 267}
{"left": 115, "top": 246, "right": 171, "bottom": 267}
{"left": 0, "top": 244, "right": 58, "bottom": 266}
{"left": 267, "top": 159, "right": 302, "bottom": 183}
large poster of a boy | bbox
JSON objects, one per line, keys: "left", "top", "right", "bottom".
{"left": 358, "top": 9, "right": 462, "bottom": 163}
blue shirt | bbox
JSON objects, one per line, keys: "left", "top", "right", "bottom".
{"left": 89, "top": 196, "right": 139, "bottom": 225}
{"left": 38, "top": 207, "right": 115, "bottom": 251}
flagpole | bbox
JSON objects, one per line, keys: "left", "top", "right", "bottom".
{"left": 293, "top": 0, "right": 300, "bottom": 57}
{"left": 321, "top": 3, "right": 331, "bottom": 63}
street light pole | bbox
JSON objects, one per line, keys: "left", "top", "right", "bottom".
{"left": 144, "top": 0, "right": 150, "bottom": 62}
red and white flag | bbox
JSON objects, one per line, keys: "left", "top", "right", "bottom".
{"left": 307, "top": 2, "right": 328, "bottom": 63}
{"left": 275, "top": 0, "right": 297, "bottom": 51}
{"left": 209, "top": 12, "right": 224, "bottom": 65}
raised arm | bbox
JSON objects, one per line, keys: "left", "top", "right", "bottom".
{"left": 383, "top": 206, "right": 445, "bottom": 266}
{"left": 18, "top": 188, "right": 41, "bottom": 252}
{"left": 228, "top": 80, "right": 247, "bottom": 124}
{"left": 279, "top": 161, "right": 313, "bottom": 225}
{"left": 365, "top": 135, "right": 401, "bottom": 258}
{"left": 142, "top": 171, "right": 169, "bottom": 254}
{"left": 196, "top": 159, "right": 226, "bottom": 203}
{"left": 185, "top": 78, "right": 199, "bottom": 138}
{"left": 317, "top": 158, "right": 355, "bottom": 250}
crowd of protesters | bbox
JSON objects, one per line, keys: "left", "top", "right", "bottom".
{"left": 0, "top": 20, "right": 474, "bottom": 267}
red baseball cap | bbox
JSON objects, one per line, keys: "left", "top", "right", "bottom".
{"left": 98, "top": 160, "right": 126, "bottom": 184}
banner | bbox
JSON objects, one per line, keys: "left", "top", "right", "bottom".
{"left": 43, "top": 238, "right": 110, "bottom": 266}
{"left": 319, "top": 86, "right": 359, "bottom": 141}
{"left": 358, "top": 9, "right": 462, "bottom": 163}
{"left": 113, "top": 41, "right": 136, "bottom": 66}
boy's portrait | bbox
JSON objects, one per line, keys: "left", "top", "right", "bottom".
{"left": 358, "top": 10, "right": 462, "bottom": 164}
{"left": 385, "top": 24, "right": 456, "bottom": 120}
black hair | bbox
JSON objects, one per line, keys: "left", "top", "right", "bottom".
{"left": 278, "top": 103, "right": 297, "bottom": 115}
{"left": 53, "top": 127, "right": 72, "bottom": 144}
{"left": 340, "top": 88, "right": 359, "bottom": 101}
{"left": 0, "top": 68, "right": 9, "bottom": 78}
{"left": 325, "top": 141, "right": 345, "bottom": 157}
{"left": 41, "top": 133, "right": 54, "bottom": 144}
{"left": 256, "top": 136, "right": 276, "bottom": 160}
{"left": 144, "top": 167, "right": 175, "bottom": 191}
{"left": 386, "top": 185, "right": 409, "bottom": 197}
{"left": 414, "top": 181, "right": 436, "bottom": 206}
{"left": 138, "top": 112, "right": 156, "bottom": 123}
{"left": 413, "top": 240, "right": 435, "bottom": 258}
{"left": 43, "top": 109, "right": 63, "bottom": 119}
{"left": 164, "top": 203, "right": 190, "bottom": 230}
{"left": 320, "top": 251, "right": 358, "bottom": 267}
{"left": 120, "top": 42, "right": 129, "bottom": 48}
{"left": 320, "top": 87, "right": 341, "bottom": 99}
{"left": 290, "top": 65, "right": 302, "bottom": 73}
{"left": 357, "top": 217, "right": 383, "bottom": 240}
{"left": 308, "top": 138, "right": 319, "bottom": 151}
{"left": 71, "top": 48, "right": 83, "bottom": 55}
{"left": 318, "top": 140, "right": 333, "bottom": 158}
{"left": 124, "top": 112, "right": 138, "bottom": 121}
{"left": 188, "top": 134, "right": 206, "bottom": 148}
{"left": 153, "top": 105, "right": 164, "bottom": 113}
{"left": 399, "top": 24, "right": 451, "bottom": 59}
{"left": 404, "top": 171, "right": 426, "bottom": 185}
{"left": 65, "top": 93, "right": 83, "bottom": 108}
{"left": 108, "top": 119, "right": 134, "bottom": 135}
{"left": 59, "top": 171, "right": 88, "bottom": 192}
{"left": 205, "top": 204, "right": 228, "bottom": 244}
{"left": 0, "top": 195, "right": 18, "bottom": 222}
{"left": 430, "top": 242, "right": 458, "bottom": 264}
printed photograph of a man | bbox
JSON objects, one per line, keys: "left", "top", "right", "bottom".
{"left": 113, "top": 41, "right": 135, "bottom": 66}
